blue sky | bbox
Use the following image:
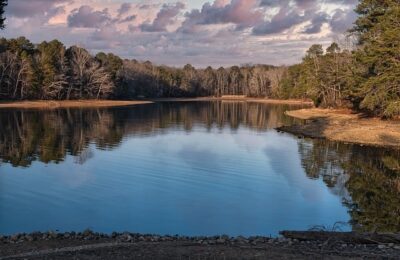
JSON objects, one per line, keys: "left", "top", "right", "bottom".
{"left": 2, "top": 0, "right": 358, "bottom": 67}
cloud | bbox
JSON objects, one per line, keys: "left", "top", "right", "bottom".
{"left": 68, "top": 5, "right": 112, "bottom": 28}
{"left": 3, "top": 0, "right": 359, "bottom": 67}
{"left": 140, "top": 2, "right": 185, "bottom": 32}
{"left": 179, "top": 0, "right": 263, "bottom": 33}
{"left": 329, "top": 8, "right": 358, "bottom": 33}
{"left": 6, "top": 0, "right": 71, "bottom": 18}
{"left": 118, "top": 3, "right": 132, "bottom": 17}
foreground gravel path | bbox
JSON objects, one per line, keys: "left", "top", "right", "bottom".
{"left": 1, "top": 231, "right": 400, "bottom": 259}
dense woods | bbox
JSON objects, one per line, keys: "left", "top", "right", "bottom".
{"left": 0, "top": 0, "right": 399, "bottom": 117}
{"left": 0, "top": 37, "right": 284, "bottom": 100}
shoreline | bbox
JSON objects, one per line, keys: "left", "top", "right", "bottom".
{"left": 0, "top": 98, "right": 313, "bottom": 110}
{"left": 1, "top": 231, "right": 399, "bottom": 259}
{"left": 0, "top": 100, "right": 153, "bottom": 109}
{"left": 278, "top": 108, "right": 400, "bottom": 149}
{"left": 152, "top": 97, "right": 314, "bottom": 105}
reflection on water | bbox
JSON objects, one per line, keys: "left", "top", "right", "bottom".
{"left": 0, "top": 102, "right": 299, "bottom": 167}
{"left": 0, "top": 101, "right": 399, "bottom": 235}
{"left": 299, "top": 140, "right": 400, "bottom": 232}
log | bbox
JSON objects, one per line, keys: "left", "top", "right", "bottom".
{"left": 280, "top": 231, "right": 400, "bottom": 244}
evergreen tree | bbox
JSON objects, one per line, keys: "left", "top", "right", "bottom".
{"left": 353, "top": 0, "right": 400, "bottom": 117}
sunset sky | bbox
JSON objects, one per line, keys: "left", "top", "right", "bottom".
{"left": 2, "top": 0, "right": 358, "bottom": 67}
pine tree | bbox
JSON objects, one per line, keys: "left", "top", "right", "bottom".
{"left": 353, "top": 0, "right": 400, "bottom": 117}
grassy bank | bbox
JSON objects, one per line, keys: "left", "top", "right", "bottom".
{"left": 152, "top": 97, "right": 314, "bottom": 105}
{"left": 279, "top": 108, "right": 400, "bottom": 148}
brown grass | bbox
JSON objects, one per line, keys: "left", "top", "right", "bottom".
{"left": 281, "top": 108, "right": 400, "bottom": 148}
{"left": 0, "top": 100, "right": 153, "bottom": 109}
{"left": 153, "top": 97, "right": 314, "bottom": 105}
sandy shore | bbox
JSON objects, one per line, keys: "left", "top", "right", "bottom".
{"left": 0, "top": 100, "right": 153, "bottom": 109}
{"left": 1, "top": 231, "right": 399, "bottom": 259}
{"left": 278, "top": 108, "right": 400, "bottom": 148}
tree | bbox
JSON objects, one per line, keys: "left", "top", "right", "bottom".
{"left": 37, "top": 40, "right": 68, "bottom": 99}
{"left": 352, "top": 0, "right": 400, "bottom": 117}
{"left": 67, "top": 46, "right": 114, "bottom": 99}
{"left": 0, "top": 0, "right": 7, "bottom": 29}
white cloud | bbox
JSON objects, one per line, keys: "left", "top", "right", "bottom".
{"left": 2, "top": 0, "right": 358, "bottom": 67}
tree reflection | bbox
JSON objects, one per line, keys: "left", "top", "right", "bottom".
{"left": 298, "top": 139, "right": 400, "bottom": 232}
{"left": 0, "top": 102, "right": 302, "bottom": 167}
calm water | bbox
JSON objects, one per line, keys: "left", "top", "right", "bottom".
{"left": 0, "top": 101, "right": 399, "bottom": 236}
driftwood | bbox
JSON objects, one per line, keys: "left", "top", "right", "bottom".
{"left": 280, "top": 231, "right": 400, "bottom": 244}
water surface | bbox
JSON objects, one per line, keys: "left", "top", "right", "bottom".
{"left": 0, "top": 101, "right": 399, "bottom": 236}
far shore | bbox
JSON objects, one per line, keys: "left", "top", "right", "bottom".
{"left": 0, "top": 100, "right": 153, "bottom": 109}
{"left": 152, "top": 97, "right": 314, "bottom": 105}
{"left": 0, "top": 98, "right": 313, "bottom": 109}
{"left": 279, "top": 108, "right": 400, "bottom": 148}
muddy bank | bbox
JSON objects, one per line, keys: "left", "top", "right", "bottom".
{"left": 1, "top": 231, "right": 400, "bottom": 259}
{"left": 0, "top": 100, "right": 152, "bottom": 109}
{"left": 278, "top": 108, "right": 400, "bottom": 148}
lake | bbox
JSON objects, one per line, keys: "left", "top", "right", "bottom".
{"left": 0, "top": 101, "right": 399, "bottom": 236}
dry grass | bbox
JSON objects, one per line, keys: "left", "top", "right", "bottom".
{"left": 282, "top": 108, "right": 400, "bottom": 148}
{"left": 0, "top": 100, "right": 153, "bottom": 109}
{"left": 154, "top": 97, "right": 314, "bottom": 105}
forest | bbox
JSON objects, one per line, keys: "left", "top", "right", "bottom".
{"left": 0, "top": 0, "right": 399, "bottom": 117}
{"left": 0, "top": 37, "right": 284, "bottom": 100}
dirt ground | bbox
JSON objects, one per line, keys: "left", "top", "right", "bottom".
{"left": 279, "top": 108, "right": 400, "bottom": 148}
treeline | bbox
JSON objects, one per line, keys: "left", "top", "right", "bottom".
{"left": 280, "top": 0, "right": 400, "bottom": 118}
{"left": 0, "top": 0, "right": 398, "bottom": 117}
{"left": 0, "top": 37, "right": 286, "bottom": 100}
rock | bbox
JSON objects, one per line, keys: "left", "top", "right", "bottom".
{"left": 393, "top": 246, "right": 400, "bottom": 250}
{"left": 235, "top": 236, "right": 248, "bottom": 244}
{"left": 388, "top": 243, "right": 394, "bottom": 247}
{"left": 216, "top": 238, "right": 226, "bottom": 244}
{"left": 83, "top": 229, "right": 93, "bottom": 237}
{"left": 378, "top": 245, "right": 386, "bottom": 249}
{"left": 341, "top": 244, "right": 347, "bottom": 248}
{"left": 48, "top": 231, "right": 57, "bottom": 239}
{"left": 10, "top": 234, "right": 19, "bottom": 242}
{"left": 25, "top": 235, "right": 34, "bottom": 242}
